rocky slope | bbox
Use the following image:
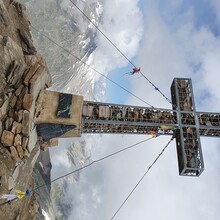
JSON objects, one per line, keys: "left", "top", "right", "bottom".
{"left": 19, "top": 0, "right": 103, "bottom": 99}
{"left": 0, "top": 0, "right": 52, "bottom": 219}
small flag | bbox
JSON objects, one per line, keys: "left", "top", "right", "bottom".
{"left": 160, "top": 125, "right": 176, "bottom": 130}
{"left": 152, "top": 133, "right": 161, "bottom": 138}
{"left": 0, "top": 194, "right": 18, "bottom": 201}
{"left": 15, "top": 190, "right": 26, "bottom": 199}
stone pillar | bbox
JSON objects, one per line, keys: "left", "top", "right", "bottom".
{"left": 34, "top": 90, "right": 83, "bottom": 140}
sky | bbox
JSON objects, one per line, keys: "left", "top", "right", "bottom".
{"left": 50, "top": 0, "right": 220, "bottom": 219}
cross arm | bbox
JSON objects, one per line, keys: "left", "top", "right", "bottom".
{"left": 82, "top": 101, "right": 178, "bottom": 135}
{"left": 197, "top": 112, "right": 220, "bottom": 137}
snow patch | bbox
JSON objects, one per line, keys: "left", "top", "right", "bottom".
{"left": 42, "top": 209, "right": 51, "bottom": 220}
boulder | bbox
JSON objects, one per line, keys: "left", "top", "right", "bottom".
{"left": 9, "top": 95, "right": 17, "bottom": 108}
{"left": 17, "top": 28, "right": 37, "bottom": 55}
{"left": 22, "top": 136, "right": 28, "bottom": 150}
{"left": 17, "top": 109, "right": 23, "bottom": 122}
{"left": 15, "top": 84, "right": 24, "bottom": 96}
{"left": 10, "top": 146, "right": 20, "bottom": 161}
{"left": 24, "top": 55, "right": 39, "bottom": 66}
{"left": 18, "top": 86, "right": 28, "bottom": 100}
{"left": 8, "top": 109, "right": 15, "bottom": 118}
{"left": 0, "top": 98, "right": 9, "bottom": 120}
{"left": 14, "top": 134, "right": 22, "bottom": 147}
{"left": 5, "top": 59, "right": 27, "bottom": 88}
{"left": 8, "top": 92, "right": 12, "bottom": 98}
{"left": 14, "top": 2, "right": 28, "bottom": 19}
{"left": 23, "top": 93, "right": 33, "bottom": 110}
{"left": 12, "top": 121, "right": 22, "bottom": 134}
{"left": 16, "top": 145, "right": 24, "bottom": 158}
{"left": 6, "top": 60, "right": 26, "bottom": 88}
{"left": 5, "top": 117, "right": 13, "bottom": 130}
{"left": 13, "top": 111, "right": 19, "bottom": 121}
{"left": 29, "top": 66, "right": 52, "bottom": 101}
{"left": 23, "top": 63, "right": 40, "bottom": 85}
{"left": 15, "top": 98, "right": 22, "bottom": 111}
{"left": 0, "top": 145, "right": 11, "bottom": 158}
{"left": 1, "top": 130, "right": 14, "bottom": 146}
{"left": 6, "top": 60, "right": 18, "bottom": 84}
{"left": 0, "top": 92, "right": 5, "bottom": 108}
{"left": 0, "top": 1, "right": 10, "bottom": 27}
{"left": 22, "top": 110, "right": 30, "bottom": 136}
{"left": 0, "top": 36, "right": 26, "bottom": 78}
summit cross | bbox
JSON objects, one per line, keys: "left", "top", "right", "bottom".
{"left": 35, "top": 78, "right": 220, "bottom": 177}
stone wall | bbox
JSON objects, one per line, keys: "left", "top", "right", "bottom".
{"left": 0, "top": 1, "right": 52, "bottom": 219}
{"left": 0, "top": 51, "right": 52, "bottom": 161}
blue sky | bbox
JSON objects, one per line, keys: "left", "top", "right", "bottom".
{"left": 167, "top": 0, "right": 220, "bottom": 36}
{"left": 50, "top": 0, "right": 220, "bottom": 219}
{"left": 106, "top": 66, "right": 133, "bottom": 104}
{"left": 91, "top": 1, "right": 220, "bottom": 219}
{"left": 104, "top": 0, "right": 220, "bottom": 108}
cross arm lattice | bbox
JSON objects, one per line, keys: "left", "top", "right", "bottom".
{"left": 35, "top": 78, "right": 219, "bottom": 177}
{"left": 82, "top": 78, "right": 220, "bottom": 177}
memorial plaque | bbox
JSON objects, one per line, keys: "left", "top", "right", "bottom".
{"left": 57, "top": 93, "right": 72, "bottom": 118}
{"left": 37, "top": 123, "right": 76, "bottom": 140}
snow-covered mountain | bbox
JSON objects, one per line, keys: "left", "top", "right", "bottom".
{"left": 50, "top": 138, "right": 92, "bottom": 220}
{"left": 33, "top": 150, "right": 55, "bottom": 220}
{"left": 19, "top": 0, "right": 104, "bottom": 219}
{"left": 67, "top": 140, "right": 91, "bottom": 172}
{"left": 19, "top": 0, "right": 104, "bottom": 100}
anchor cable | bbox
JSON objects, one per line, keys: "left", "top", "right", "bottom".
{"left": 70, "top": 0, "right": 173, "bottom": 106}
{"left": 69, "top": 0, "right": 135, "bottom": 67}
{"left": 0, "top": 137, "right": 156, "bottom": 206}
{"left": 139, "top": 72, "right": 173, "bottom": 105}
{"left": 0, "top": 136, "right": 173, "bottom": 207}
{"left": 0, "top": 137, "right": 153, "bottom": 206}
{"left": 33, "top": 137, "right": 154, "bottom": 191}
{"left": 110, "top": 136, "right": 174, "bottom": 220}
{"left": 31, "top": 25, "right": 154, "bottom": 108}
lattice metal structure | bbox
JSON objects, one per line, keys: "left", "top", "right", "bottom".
{"left": 34, "top": 77, "right": 219, "bottom": 177}
{"left": 171, "top": 78, "right": 203, "bottom": 176}
{"left": 82, "top": 102, "right": 178, "bottom": 135}
{"left": 82, "top": 78, "right": 220, "bottom": 177}
{"left": 197, "top": 112, "right": 220, "bottom": 136}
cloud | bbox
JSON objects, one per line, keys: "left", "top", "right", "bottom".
{"left": 50, "top": 0, "right": 220, "bottom": 219}
{"left": 209, "top": 0, "right": 220, "bottom": 24}
{"left": 66, "top": 164, "right": 107, "bottom": 220}
{"left": 91, "top": 0, "right": 143, "bottom": 75}
{"left": 121, "top": 1, "right": 220, "bottom": 219}
{"left": 130, "top": 0, "right": 220, "bottom": 110}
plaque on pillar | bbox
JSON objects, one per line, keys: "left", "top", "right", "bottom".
{"left": 35, "top": 90, "right": 83, "bottom": 139}
{"left": 57, "top": 93, "right": 72, "bottom": 118}
{"left": 33, "top": 78, "right": 220, "bottom": 177}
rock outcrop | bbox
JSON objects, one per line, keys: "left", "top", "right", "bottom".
{"left": 0, "top": 40, "right": 51, "bottom": 161}
{"left": 0, "top": 1, "right": 52, "bottom": 219}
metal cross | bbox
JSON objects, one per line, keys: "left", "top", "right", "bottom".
{"left": 81, "top": 78, "right": 220, "bottom": 177}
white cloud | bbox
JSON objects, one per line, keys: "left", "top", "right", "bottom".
{"left": 209, "top": 0, "right": 220, "bottom": 23}
{"left": 130, "top": 0, "right": 220, "bottom": 110}
{"left": 50, "top": 0, "right": 220, "bottom": 219}
{"left": 92, "top": 0, "right": 143, "bottom": 75}
{"left": 121, "top": 1, "right": 220, "bottom": 219}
